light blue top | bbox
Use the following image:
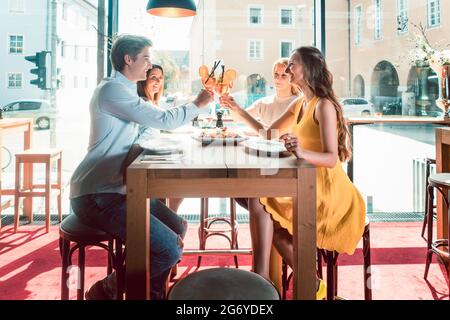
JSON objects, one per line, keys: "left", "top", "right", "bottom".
{"left": 70, "top": 71, "right": 199, "bottom": 198}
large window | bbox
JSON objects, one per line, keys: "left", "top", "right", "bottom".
{"left": 9, "top": 35, "right": 23, "bottom": 54}
{"left": 428, "top": 0, "right": 441, "bottom": 27}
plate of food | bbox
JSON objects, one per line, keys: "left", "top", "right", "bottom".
{"left": 192, "top": 127, "right": 248, "bottom": 145}
{"left": 244, "top": 139, "right": 291, "bottom": 157}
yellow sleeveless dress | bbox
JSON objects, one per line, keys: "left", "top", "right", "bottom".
{"left": 260, "top": 96, "right": 365, "bottom": 255}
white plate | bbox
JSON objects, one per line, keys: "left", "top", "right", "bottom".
{"left": 142, "top": 137, "right": 182, "bottom": 155}
{"left": 244, "top": 139, "right": 290, "bottom": 157}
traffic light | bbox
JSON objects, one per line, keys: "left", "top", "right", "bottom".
{"left": 25, "top": 51, "right": 51, "bottom": 90}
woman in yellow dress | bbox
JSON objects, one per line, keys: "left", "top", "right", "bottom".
{"left": 220, "top": 46, "right": 365, "bottom": 292}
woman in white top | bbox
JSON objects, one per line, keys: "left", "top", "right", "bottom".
{"left": 232, "top": 58, "right": 300, "bottom": 128}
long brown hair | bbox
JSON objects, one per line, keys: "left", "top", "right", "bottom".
{"left": 272, "top": 58, "right": 300, "bottom": 96}
{"left": 137, "top": 64, "right": 164, "bottom": 106}
{"left": 293, "top": 46, "right": 351, "bottom": 161}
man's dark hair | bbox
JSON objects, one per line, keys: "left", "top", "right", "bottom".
{"left": 110, "top": 35, "right": 153, "bottom": 72}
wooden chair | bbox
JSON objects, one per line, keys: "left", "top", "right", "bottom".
{"left": 14, "top": 148, "right": 62, "bottom": 233}
{"left": 424, "top": 173, "right": 449, "bottom": 299}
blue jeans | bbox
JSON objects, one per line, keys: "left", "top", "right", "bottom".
{"left": 70, "top": 193, "right": 187, "bottom": 299}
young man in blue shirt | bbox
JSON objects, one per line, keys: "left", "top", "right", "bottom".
{"left": 70, "top": 34, "right": 213, "bottom": 299}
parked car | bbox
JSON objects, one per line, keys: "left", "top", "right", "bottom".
{"left": 340, "top": 98, "right": 374, "bottom": 117}
{"left": 1, "top": 99, "right": 56, "bottom": 130}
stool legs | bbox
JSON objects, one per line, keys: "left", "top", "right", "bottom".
{"left": 115, "top": 239, "right": 124, "bottom": 300}
{"left": 60, "top": 239, "right": 70, "bottom": 300}
{"left": 230, "top": 198, "right": 239, "bottom": 268}
{"left": 45, "top": 160, "right": 51, "bottom": 233}
{"left": 363, "top": 224, "right": 372, "bottom": 300}
{"left": 325, "top": 250, "right": 338, "bottom": 300}
{"left": 77, "top": 247, "right": 86, "bottom": 300}
{"left": 197, "top": 198, "right": 208, "bottom": 268}
{"left": 57, "top": 156, "right": 62, "bottom": 222}
{"left": 424, "top": 184, "right": 435, "bottom": 279}
{"left": 14, "top": 157, "right": 21, "bottom": 232}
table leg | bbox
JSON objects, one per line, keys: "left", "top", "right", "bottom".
{"left": 126, "top": 168, "right": 150, "bottom": 300}
{"left": 293, "top": 166, "right": 316, "bottom": 300}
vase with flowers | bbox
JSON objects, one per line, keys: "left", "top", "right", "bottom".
{"left": 408, "top": 23, "right": 450, "bottom": 118}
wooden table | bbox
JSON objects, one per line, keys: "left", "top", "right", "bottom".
{"left": 126, "top": 135, "right": 317, "bottom": 300}
{"left": 0, "top": 118, "right": 33, "bottom": 228}
{"left": 435, "top": 127, "right": 450, "bottom": 239}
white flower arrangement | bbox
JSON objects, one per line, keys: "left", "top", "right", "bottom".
{"left": 408, "top": 22, "right": 450, "bottom": 68}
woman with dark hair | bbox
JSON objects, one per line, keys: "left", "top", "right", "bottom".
{"left": 220, "top": 46, "right": 365, "bottom": 299}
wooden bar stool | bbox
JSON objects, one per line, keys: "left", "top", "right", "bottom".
{"left": 197, "top": 198, "right": 239, "bottom": 268}
{"left": 14, "top": 148, "right": 62, "bottom": 233}
{"left": 59, "top": 214, "right": 124, "bottom": 300}
{"left": 282, "top": 217, "right": 372, "bottom": 300}
{"left": 424, "top": 173, "right": 449, "bottom": 298}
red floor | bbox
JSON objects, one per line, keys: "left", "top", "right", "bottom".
{"left": 0, "top": 221, "right": 448, "bottom": 300}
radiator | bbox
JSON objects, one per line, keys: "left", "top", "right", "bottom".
{"left": 412, "top": 158, "right": 435, "bottom": 212}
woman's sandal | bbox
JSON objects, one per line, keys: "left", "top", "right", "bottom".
{"left": 316, "top": 279, "right": 327, "bottom": 300}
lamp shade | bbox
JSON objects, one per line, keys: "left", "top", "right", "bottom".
{"left": 147, "top": 0, "right": 197, "bottom": 17}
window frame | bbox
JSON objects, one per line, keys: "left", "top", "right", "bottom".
{"left": 279, "top": 6, "right": 295, "bottom": 28}
{"left": 8, "top": 34, "right": 24, "bottom": 54}
{"left": 374, "top": 0, "right": 383, "bottom": 40}
{"left": 248, "top": 5, "right": 264, "bottom": 26}
{"left": 397, "top": 0, "right": 409, "bottom": 35}
{"left": 7, "top": 72, "right": 23, "bottom": 89}
{"left": 8, "top": 0, "right": 25, "bottom": 13}
{"left": 427, "top": 0, "right": 441, "bottom": 28}
{"left": 280, "top": 40, "right": 294, "bottom": 58}
{"left": 248, "top": 39, "right": 264, "bottom": 61}
{"left": 354, "top": 5, "right": 362, "bottom": 45}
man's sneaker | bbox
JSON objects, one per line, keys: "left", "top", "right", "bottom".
{"left": 85, "top": 275, "right": 117, "bottom": 300}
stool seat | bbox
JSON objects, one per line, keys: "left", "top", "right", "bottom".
{"left": 60, "top": 214, "right": 113, "bottom": 243}
{"left": 429, "top": 173, "right": 450, "bottom": 187}
{"left": 168, "top": 268, "right": 279, "bottom": 300}
{"left": 15, "top": 148, "right": 62, "bottom": 157}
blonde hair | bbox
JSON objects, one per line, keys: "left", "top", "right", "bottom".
{"left": 137, "top": 65, "right": 164, "bottom": 106}
{"left": 272, "top": 58, "right": 300, "bottom": 96}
